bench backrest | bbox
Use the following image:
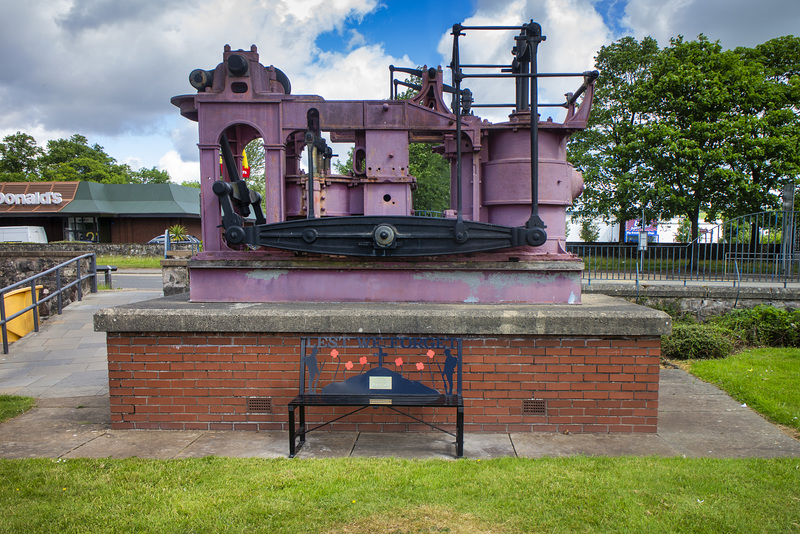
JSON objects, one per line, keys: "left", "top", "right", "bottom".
{"left": 299, "top": 336, "right": 462, "bottom": 398}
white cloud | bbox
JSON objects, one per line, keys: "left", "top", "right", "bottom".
{"left": 297, "top": 44, "right": 413, "bottom": 100}
{"left": 625, "top": 0, "right": 800, "bottom": 48}
{"left": 158, "top": 150, "right": 200, "bottom": 184}
{"left": 435, "top": 0, "right": 609, "bottom": 123}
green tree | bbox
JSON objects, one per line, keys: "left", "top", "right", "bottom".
{"left": 568, "top": 36, "right": 660, "bottom": 242}
{"left": 39, "top": 134, "right": 130, "bottom": 183}
{"left": 127, "top": 166, "right": 171, "bottom": 184}
{"left": 570, "top": 35, "right": 800, "bottom": 244}
{"left": 632, "top": 36, "right": 798, "bottom": 241}
{"left": 409, "top": 143, "right": 450, "bottom": 213}
{"left": 0, "top": 132, "right": 44, "bottom": 181}
{"left": 243, "top": 139, "right": 265, "bottom": 197}
{"left": 578, "top": 218, "right": 600, "bottom": 242}
{"left": 726, "top": 36, "right": 800, "bottom": 218}
{"left": 675, "top": 218, "right": 691, "bottom": 243}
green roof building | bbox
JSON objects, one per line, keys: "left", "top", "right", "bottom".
{"left": 0, "top": 181, "right": 201, "bottom": 243}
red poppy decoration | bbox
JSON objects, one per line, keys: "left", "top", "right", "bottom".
{"left": 395, "top": 357, "right": 403, "bottom": 367}
{"left": 416, "top": 362, "right": 425, "bottom": 371}
{"left": 345, "top": 361, "right": 353, "bottom": 370}
{"left": 427, "top": 350, "right": 435, "bottom": 359}
{"left": 359, "top": 356, "right": 368, "bottom": 365}
{"left": 331, "top": 349, "right": 339, "bottom": 359}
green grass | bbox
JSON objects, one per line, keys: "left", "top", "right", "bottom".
{"left": 0, "top": 395, "right": 35, "bottom": 423}
{"left": 95, "top": 255, "right": 162, "bottom": 269}
{"left": 0, "top": 456, "right": 799, "bottom": 533}
{"left": 689, "top": 348, "right": 800, "bottom": 432}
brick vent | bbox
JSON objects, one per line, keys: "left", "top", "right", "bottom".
{"left": 246, "top": 397, "right": 272, "bottom": 413}
{"left": 523, "top": 398, "right": 547, "bottom": 416}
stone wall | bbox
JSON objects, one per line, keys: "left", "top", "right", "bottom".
{"left": 583, "top": 283, "right": 800, "bottom": 320}
{"left": 0, "top": 251, "right": 95, "bottom": 316}
{"left": 0, "top": 242, "right": 195, "bottom": 257}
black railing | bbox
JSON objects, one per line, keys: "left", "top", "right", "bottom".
{"left": 567, "top": 211, "right": 800, "bottom": 287}
{"left": 0, "top": 253, "right": 99, "bottom": 354}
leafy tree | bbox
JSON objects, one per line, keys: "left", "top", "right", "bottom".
{"left": 572, "top": 35, "right": 800, "bottom": 244}
{"left": 38, "top": 134, "right": 130, "bottom": 183}
{"left": 726, "top": 36, "right": 800, "bottom": 218}
{"left": 408, "top": 143, "right": 450, "bottom": 213}
{"left": 578, "top": 218, "right": 600, "bottom": 242}
{"left": 243, "top": 139, "right": 265, "bottom": 197}
{"left": 568, "top": 36, "right": 660, "bottom": 242}
{"left": 0, "top": 132, "right": 43, "bottom": 181}
{"left": 633, "top": 36, "right": 800, "bottom": 241}
{"left": 675, "top": 218, "right": 691, "bottom": 243}
{"left": 127, "top": 166, "right": 171, "bottom": 184}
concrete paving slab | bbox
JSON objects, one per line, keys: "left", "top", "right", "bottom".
{"left": 351, "top": 432, "right": 460, "bottom": 459}
{"left": 175, "top": 431, "right": 287, "bottom": 459}
{"left": 65, "top": 430, "right": 204, "bottom": 459}
{"left": 510, "top": 433, "right": 680, "bottom": 458}
{"left": 464, "top": 433, "right": 517, "bottom": 459}
{"left": 0, "top": 398, "right": 109, "bottom": 458}
{"left": 290, "top": 432, "right": 359, "bottom": 458}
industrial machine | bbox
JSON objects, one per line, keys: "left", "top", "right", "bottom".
{"left": 171, "top": 21, "right": 596, "bottom": 303}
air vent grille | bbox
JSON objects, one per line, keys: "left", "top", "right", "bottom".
{"left": 246, "top": 397, "right": 272, "bottom": 413}
{"left": 522, "top": 399, "right": 546, "bottom": 416}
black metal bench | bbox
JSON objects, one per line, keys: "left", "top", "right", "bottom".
{"left": 288, "top": 336, "right": 464, "bottom": 458}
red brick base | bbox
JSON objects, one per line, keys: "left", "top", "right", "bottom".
{"left": 107, "top": 333, "right": 660, "bottom": 433}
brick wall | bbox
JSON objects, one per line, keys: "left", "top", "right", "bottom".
{"left": 107, "top": 333, "right": 660, "bottom": 433}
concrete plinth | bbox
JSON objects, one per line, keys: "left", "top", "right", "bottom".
{"left": 186, "top": 256, "right": 584, "bottom": 304}
{"left": 95, "top": 294, "right": 670, "bottom": 435}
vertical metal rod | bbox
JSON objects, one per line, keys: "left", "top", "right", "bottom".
{"left": 56, "top": 269, "right": 62, "bottom": 315}
{"left": 306, "top": 142, "right": 316, "bottom": 219}
{"left": 90, "top": 253, "right": 98, "bottom": 293}
{"left": 1, "top": 295, "right": 8, "bottom": 354}
{"left": 451, "top": 24, "right": 464, "bottom": 222}
{"left": 525, "top": 22, "right": 544, "bottom": 230}
{"left": 76, "top": 259, "right": 82, "bottom": 301}
{"left": 31, "top": 279, "right": 39, "bottom": 333}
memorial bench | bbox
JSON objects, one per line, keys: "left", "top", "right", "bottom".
{"left": 288, "top": 336, "right": 464, "bottom": 458}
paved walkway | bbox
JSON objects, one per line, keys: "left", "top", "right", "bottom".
{"left": 1, "top": 288, "right": 798, "bottom": 459}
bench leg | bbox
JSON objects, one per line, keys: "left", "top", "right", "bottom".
{"left": 288, "top": 405, "right": 296, "bottom": 458}
{"left": 288, "top": 405, "right": 307, "bottom": 458}
{"left": 456, "top": 407, "right": 464, "bottom": 458}
{"left": 299, "top": 405, "right": 306, "bottom": 446}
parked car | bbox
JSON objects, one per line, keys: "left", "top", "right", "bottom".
{"left": 147, "top": 234, "right": 201, "bottom": 245}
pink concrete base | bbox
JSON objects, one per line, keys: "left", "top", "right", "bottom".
{"left": 188, "top": 257, "right": 583, "bottom": 304}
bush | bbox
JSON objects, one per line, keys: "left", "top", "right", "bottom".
{"left": 711, "top": 305, "right": 800, "bottom": 348}
{"left": 661, "top": 323, "right": 735, "bottom": 360}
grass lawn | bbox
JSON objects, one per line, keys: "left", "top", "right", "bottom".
{"left": 689, "top": 348, "right": 800, "bottom": 433}
{"left": 0, "top": 456, "right": 799, "bottom": 533}
{"left": 0, "top": 395, "right": 35, "bottom": 423}
{"left": 95, "top": 255, "right": 162, "bottom": 269}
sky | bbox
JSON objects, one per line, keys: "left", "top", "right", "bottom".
{"left": 1, "top": 0, "right": 799, "bottom": 183}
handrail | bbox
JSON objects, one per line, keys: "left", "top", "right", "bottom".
{"left": 0, "top": 253, "right": 98, "bottom": 354}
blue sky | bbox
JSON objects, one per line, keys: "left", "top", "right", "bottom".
{"left": 316, "top": 0, "right": 477, "bottom": 69}
{"left": 1, "top": 0, "right": 798, "bottom": 183}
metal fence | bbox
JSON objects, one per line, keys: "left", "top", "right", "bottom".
{"left": 567, "top": 211, "right": 800, "bottom": 286}
{"left": 0, "top": 253, "right": 99, "bottom": 354}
